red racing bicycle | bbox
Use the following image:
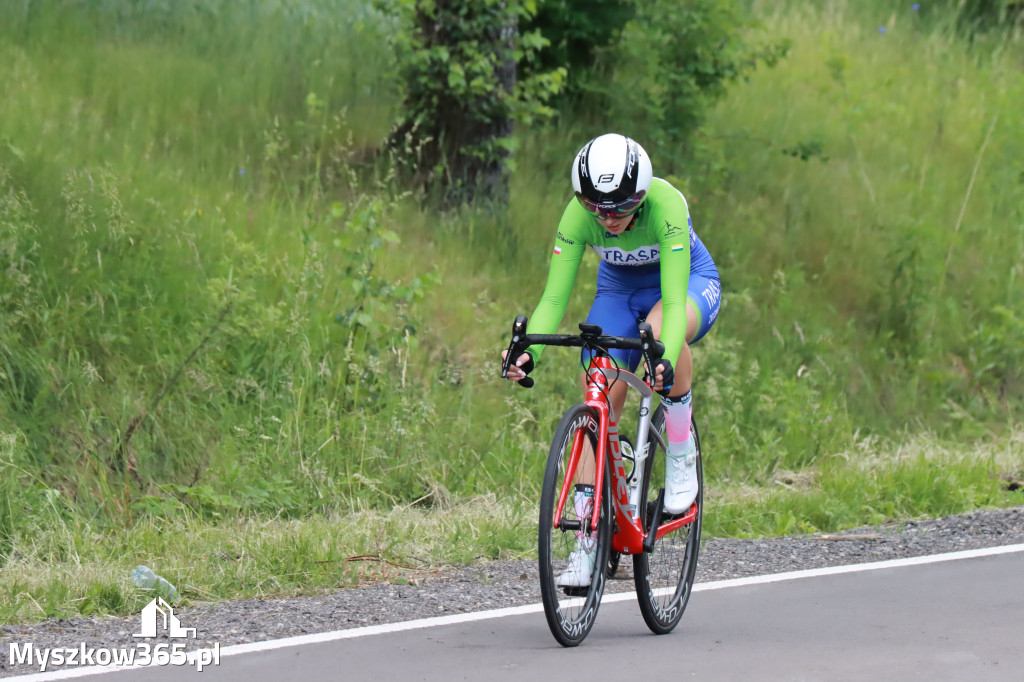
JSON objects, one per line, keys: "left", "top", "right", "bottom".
{"left": 502, "top": 315, "right": 703, "bottom": 647}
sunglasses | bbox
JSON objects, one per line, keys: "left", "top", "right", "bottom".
{"left": 575, "top": 191, "right": 646, "bottom": 219}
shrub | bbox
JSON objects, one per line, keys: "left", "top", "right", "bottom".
{"left": 381, "top": 0, "right": 565, "bottom": 207}
{"left": 522, "top": 0, "right": 633, "bottom": 96}
{"left": 594, "top": 0, "right": 789, "bottom": 170}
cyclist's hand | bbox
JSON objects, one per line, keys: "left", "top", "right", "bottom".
{"left": 652, "top": 358, "right": 674, "bottom": 396}
{"left": 501, "top": 350, "right": 534, "bottom": 382}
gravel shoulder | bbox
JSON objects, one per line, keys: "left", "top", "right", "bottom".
{"left": 2, "top": 505, "right": 1022, "bottom": 677}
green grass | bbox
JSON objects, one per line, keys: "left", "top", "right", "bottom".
{"left": 706, "top": 428, "right": 1024, "bottom": 538}
{"left": 0, "top": 0, "right": 1022, "bottom": 624}
{"left": 690, "top": 1, "right": 1024, "bottom": 434}
{"left": 2, "top": 429, "right": 1019, "bottom": 623}
{"left": 0, "top": 494, "right": 537, "bottom": 622}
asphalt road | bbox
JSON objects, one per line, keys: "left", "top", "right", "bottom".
{"left": 20, "top": 546, "right": 1021, "bottom": 682}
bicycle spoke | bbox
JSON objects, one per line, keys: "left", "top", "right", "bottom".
{"left": 538, "top": 404, "right": 612, "bottom": 647}
{"left": 633, "top": 408, "right": 703, "bottom": 634}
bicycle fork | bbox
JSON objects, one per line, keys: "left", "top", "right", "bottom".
{"left": 551, "top": 357, "right": 625, "bottom": 538}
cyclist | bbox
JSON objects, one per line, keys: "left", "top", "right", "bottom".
{"left": 502, "top": 133, "right": 721, "bottom": 587}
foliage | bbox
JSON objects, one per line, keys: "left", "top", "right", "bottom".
{"left": 0, "top": 0, "right": 1022, "bottom": 624}
{"left": 918, "top": 0, "right": 1024, "bottom": 34}
{"left": 521, "top": 0, "right": 633, "bottom": 96}
{"left": 380, "top": 0, "right": 566, "bottom": 207}
{"left": 0, "top": 0, "right": 431, "bottom": 531}
{"left": 592, "top": 0, "right": 790, "bottom": 170}
{"left": 686, "top": 0, "right": 1024, "bottom": 438}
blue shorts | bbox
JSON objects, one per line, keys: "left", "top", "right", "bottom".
{"left": 583, "top": 272, "right": 721, "bottom": 371}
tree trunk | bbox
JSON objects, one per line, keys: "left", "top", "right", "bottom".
{"left": 388, "top": 0, "right": 517, "bottom": 209}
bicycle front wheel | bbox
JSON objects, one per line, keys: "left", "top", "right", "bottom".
{"left": 633, "top": 407, "right": 703, "bottom": 635}
{"left": 538, "top": 403, "right": 613, "bottom": 647}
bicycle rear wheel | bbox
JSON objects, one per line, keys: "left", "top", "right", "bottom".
{"left": 633, "top": 406, "right": 703, "bottom": 634}
{"left": 538, "top": 403, "right": 613, "bottom": 647}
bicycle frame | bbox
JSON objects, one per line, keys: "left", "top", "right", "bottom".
{"left": 552, "top": 355, "right": 699, "bottom": 555}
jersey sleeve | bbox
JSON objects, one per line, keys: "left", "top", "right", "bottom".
{"left": 525, "top": 200, "right": 591, "bottom": 363}
{"left": 649, "top": 183, "right": 692, "bottom": 366}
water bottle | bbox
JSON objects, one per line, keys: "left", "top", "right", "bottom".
{"left": 620, "top": 438, "right": 636, "bottom": 483}
{"left": 130, "top": 565, "right": 178, "bottom": 601}
{"left": 621, "top": 439, "right": 641, "bottom": 515}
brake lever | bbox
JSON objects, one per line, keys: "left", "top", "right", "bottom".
{"left": 502, "top": 314, "right": 534, "bottom": 388}
{"left": 637, "top": 320, "right": 656, "bottom": 388}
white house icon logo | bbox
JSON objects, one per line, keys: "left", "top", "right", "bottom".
{"left": 133, "top": 598, "right": 196, "bottom": 639}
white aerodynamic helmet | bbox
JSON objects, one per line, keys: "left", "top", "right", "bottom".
{"left": 571, "top": 133, "right": 653, "bottom": 218}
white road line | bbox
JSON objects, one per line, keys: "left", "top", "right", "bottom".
{"left": 8, "top": 542, "right": 1024, "bottom": 681}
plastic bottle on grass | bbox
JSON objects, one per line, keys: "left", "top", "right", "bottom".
{"left": 130, "top": 565, "right": 178, "bottom": 601}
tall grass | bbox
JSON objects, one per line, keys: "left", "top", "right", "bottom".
{"left": 0, "top": 0, "right": 1021, "bottom": 623}
{"left": 685, "top": 0, "right": 1023, "bottom": 453}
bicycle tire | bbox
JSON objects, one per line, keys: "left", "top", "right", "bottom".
{"left": 538, "top": 403, "right": 613, "bottom": 647}
{"left": 632, "top": 405, "right": 703, "bottom": 635}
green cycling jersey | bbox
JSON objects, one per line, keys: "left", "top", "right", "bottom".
{"left": 527, "top": 178, "right": 695, "bottom": 366}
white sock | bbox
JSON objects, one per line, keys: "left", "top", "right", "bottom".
{"left": 662, "top": 390, "right": 694, "bottom": 459}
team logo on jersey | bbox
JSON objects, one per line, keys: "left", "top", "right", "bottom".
{"left": 591, "top": 245, "right": 660, "bottom": 265}
{"left": 556, "top": 231, "right": 575, "bottom": 245}
{"left": 700, "top": 279, "right": 721, "bottom": 308}
{"left": 664, "top": 220, "right": 684, "bottom": 237}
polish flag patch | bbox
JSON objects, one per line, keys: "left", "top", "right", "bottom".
{"left": 553, "top": 245, "right": 562, "bottom": 255}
